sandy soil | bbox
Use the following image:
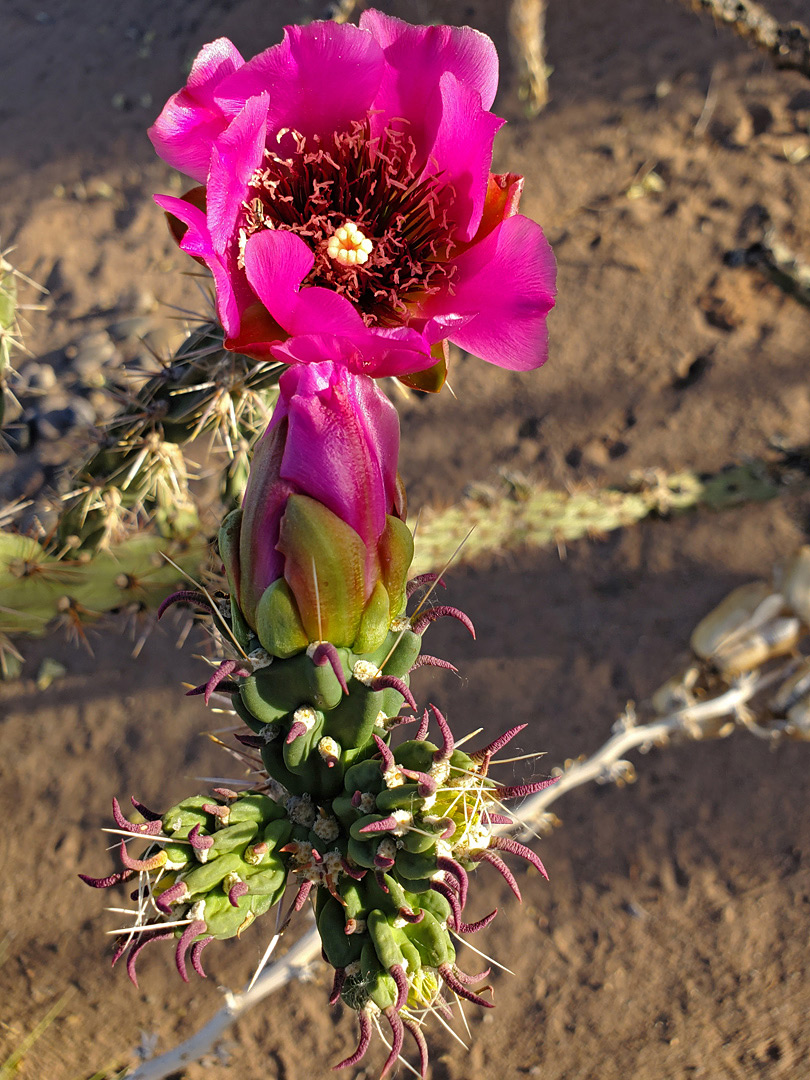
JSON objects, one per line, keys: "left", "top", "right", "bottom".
{"left": 2, "top": 1, "right": 810, "bottom": 1078}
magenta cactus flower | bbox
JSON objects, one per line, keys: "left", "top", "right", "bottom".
{"left": 220, "top": 353, "right": 413, "bottom": 656}
{"left": 149, "top": 10, "right": 556, "bottom": 386}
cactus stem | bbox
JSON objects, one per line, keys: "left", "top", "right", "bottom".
{"left": 456, "top": 908, "right": 498, "bottom": 934}
{"left": 474, "top": 851, "right": 522, "bottom": 901}
{"left": 401, "top": 1015, "right": 429, "bottom": 1079}
{"left": 333, "top": 1010, "right": 372, "bottom": 1070}
{"left": 381, "top": 1007, "right": 405, "bottom": 1079}
{"left": 309, "top": 641, "right": 349, "bottom": 694}
{"left": 410, "top": 654, "right": 458, "bottom": 674}
{"left": 190, "top": 936, "right": 214, "bottom": 979}
{"left": 491, "top": 836, "right": 549, "bottom": 880}
{"left": 438, "top": 964, "right": 494, "bottom": 1009}
{"left": 329, "top": 966, "right": 346, "bottom": 1006}
{"left": 406, "top": 573, "right": 446, "bottom": 599}
{"left": 127, "top": 931, "right": 174, "bottom": 988}
{"left": 411, "top": 605, "right": 476, "bottom": 639}
{"left": 176, "top": 919, "right": 208, "bottom": 982}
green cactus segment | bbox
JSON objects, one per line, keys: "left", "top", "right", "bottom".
{"left": 53, "top": 321, "right": 284, "bottom": 553}
{"left": 0, "top": 531, "right": 206, "bottom": 637}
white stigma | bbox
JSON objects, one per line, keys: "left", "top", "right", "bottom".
{"left": 327, "top": 221, "right": 373, "bottom": 266}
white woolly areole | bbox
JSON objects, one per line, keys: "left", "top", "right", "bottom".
{"left": 376, "top": 838, "right": 397, "bottom": 861}
{"left": 430, "top": 759, "right": 451, "bottom": 785}
{"left": 164, "top": 857, "right": 186, "bottom": 871}
{"left": 313, "top": 815, "right": 340, "bottom": 842}
{"left": 390, "top": 616, "right": 411, "bottom": 632}
{"left": 352, "top": 660, "right": 381, "bottom": 685}
{"left": 391, "top": 809, "right": 412, "bottom": 836}
{"left": 286, "top": 793, "right": 316, "bottom": 828}
{"left": 374, "top": 710, "right": 388, "bottom": 728}
{"left": 455, "top": 822, "right": 492, "bottom": 858}
{"left": 248, "top": 647, "right": 273, "bottom": 670}
{"left": 359, "top": 792, "right": 376, "bottom": 814}
{"left": 292, "top": 706, "right": 317, "bottom": 731}
{"left": 345, "top": 961, "right": 362, "bottom": 977}
{"left": 223, "top": 871, "right": 242, "bottom": 893}
{"left": 318, "top": 736, "right": 341, "bottom": 762}
{"left": 383, "top": 765, "right": 406, "bottom": 789}
{"left": 189, "top": 899, "right": 206, "bottom": 921}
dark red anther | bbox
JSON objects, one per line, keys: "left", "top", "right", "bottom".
{"left": 431, "top": 879, "right": 462, "bottom": 927}
{"left": 438, "top": 817, "right": 456, "bottom": 839}
{"left": 350, "top": 790, "right": 363, "bottom": 808}
{"left": 483, "top": 812, "right": 514, "bottom": 826}
{"left": 456, "top": 908, "right": 498, "bottom": 934}
{"left": 402, "top": 1015, "right": 429, "bottom": 1079}
{"left": 415, "top": 707, "right": 430, "bottom": 741}
{"left": 155, "top": 880, "right": 189, "bottom": 915}
{"left": 286, "top": 720, "right": 307, "bottom": 744}
{"left": 406, "top": 572, "right": 446, "bottom": 598}
{"left": 188, "top": 823, "right": 214, "bottom": 854}
{"left": 390, "top": 963, "right": 408, "bottom": 1012}
{"left": 470, "top": 723, "right": 528, "bottom": 761}
{"left": 409, "top": 654, "right": 458, "bottom": 673}
{"left": 451, "top": 962, "right": 491, "bottom": 985}
{"left": 175, "top": 919, "right": 207, "bottom": 982}
{"left": 202, "top": 802, "right": 230, "bottom": 823}
{"left": 228, "top": 880, "right": 249, "bottom": 907}
{"left": 329, "top": 966, "right": 346, "bottom": 1006}
{"left": 401, "top": 768, "right": 437, "bottom": 796}
{"left": 333, "top": 1011, "right": 372, "bottom": 1070}
{"left": 112, "top": 796, "right": 163, "bottom": 836}
{"left": 397, "top": 905, "right": 424, "bottom": 923}
{"left": 437, "top": 856, "right": 469, "bottom": 908}
{"left": 358, "top": 814, "right": 399, "bottom": 835}
{"left": 375, "top": 870, "right": 390, "bottom": 894}
{"left": 475, "top": 850, "right": 522, "bottom": 901}
{"left": 157, "top": 589, "right": 213, "bottom": 621}
{"left": 130, "top": 796, "right": 162, "bottom": 822}
{"left": 111, "top": 936, "right": 129, "bottom": 968}
{"left": 78, "top": 868, "right": 135, "bottom": 889}
{"left": 293, "top": 879, "right": 314, "bottom": 911}
{"left": 126, "top": 931, "right": 174, "bottom": 988}
{"left": 381, "top": 1007, "right": 405, "bottom": 1078}
{"left": 235, "top": 732, "right": 266, "bottom": 748}
{"left": 438, "top": 963, "right": 495, "bottom": 1008}
{"left": 310, "top": 642, "right": 349, "bottom": 695}
{"left": 411, "top": 605, "right": 475, "bottom": 639}
{"left": 492, "top": 836, "right": 549, "bottom": 880}
{"left": 373, "top": 852, "right": 396, "bottom": 871}
{"left": 213, "top": 787, "right": 239, "bottom": 800}
{"left": 340, "top": 857, "right": 366, "bottom": 880}
{"left": 430, "top": 704, "right": 454, "bottom": 762}
{"left": 187, "top": 659, "right": 249, "bottom": 705}
{"left": 372, "top": 733, "right": 396, "bottom": 774}
{"left": 493, "top": 777, "right": 558, "bottom": 801}
{"left": 118, "top": 841, "right": 166, "bottom": 873}
{"left": 369, "top": 674, "right": 417, "bottom": 712}
{"left": 190, "top": 935, "right": 214, "bottom": 979}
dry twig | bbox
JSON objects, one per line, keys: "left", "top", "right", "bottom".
{"left": 685, "top": 0, "right": 810, "bottom": 78}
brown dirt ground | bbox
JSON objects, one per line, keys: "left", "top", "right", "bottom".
{"left": 2, "top": 1, "right": 810, "bottom": 1078}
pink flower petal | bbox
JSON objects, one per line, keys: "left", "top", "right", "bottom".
{"left": 206, "top": 94, "right": 269, "bottom": 256}
{"left": 424, "top": 72, "right": 504, "bottom": 241}
{"left": 154, "top": 193, "right": 251, "bottom": 339}
{"left": 242, "top": 229, "right": 365, "bottom": 337}
{"left": 215, "top": 22, "right": 384, "bottom": 145}
{"left": 269, "top": 327, "right": 435, "bottom": 379}
{"left": 361, "top": 9, "right": 498, "bottom": 115}
{"left": 424, "top": 214, "right": 557, "bottom": 371}
{"left": 148, "top": 38, "right": 245, "bottom": 182}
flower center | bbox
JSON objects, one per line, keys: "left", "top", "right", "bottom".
{"left": 242, "top": 121, "right": 457, "bottom": 327}
{"left": 326, "top": 221, "right": 373, "bottom": 266}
